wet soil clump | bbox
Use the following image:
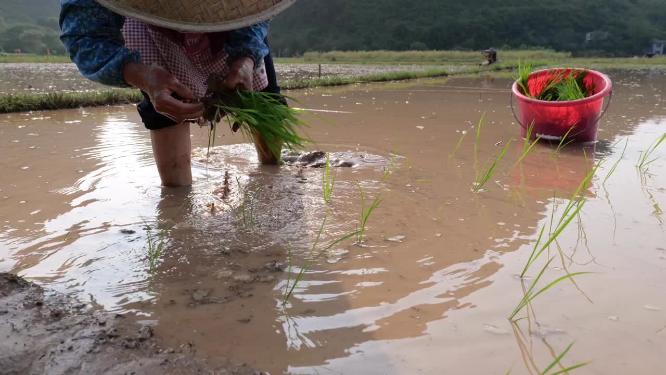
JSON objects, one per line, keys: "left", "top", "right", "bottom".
{"left": 0, "top": 273, "right": 264, "bottom": 375}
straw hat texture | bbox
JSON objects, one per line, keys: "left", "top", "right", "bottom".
{"left": 96, "top": 0, "right": 296, "bottom": 32}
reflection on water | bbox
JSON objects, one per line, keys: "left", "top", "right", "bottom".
{"left": 0, "top": 71, "right": 665, "bottom": 374}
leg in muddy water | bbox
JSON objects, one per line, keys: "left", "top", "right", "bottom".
{"left": 150, "top": 122, "right": 193, "bottom": 186}
{"left": 252, "top": 131, "right": 282, "bottom": 165}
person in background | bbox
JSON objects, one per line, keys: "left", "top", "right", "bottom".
{"left": 60, "top": 0, "right": 294, "bottom": 187}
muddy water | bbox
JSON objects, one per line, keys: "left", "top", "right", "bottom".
{"left": 1, "top": 72, "right": 665, "bottom": 374}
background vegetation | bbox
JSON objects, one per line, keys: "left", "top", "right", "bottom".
{"left": 269, "top": 0, "right": 666, "bottom": 57}
{"left": 0, "top": 0, "right": 664, "bottom": 57}
{"left": 0, "top": 0, "right": 63, "bottom": 54}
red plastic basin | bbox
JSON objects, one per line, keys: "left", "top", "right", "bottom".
{"left": 511, "top": 68, "right": 613, "bottom": 143}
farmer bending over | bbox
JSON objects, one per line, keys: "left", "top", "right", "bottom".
{"left": 60, "top": 0, "right": 294, "bottom": 186}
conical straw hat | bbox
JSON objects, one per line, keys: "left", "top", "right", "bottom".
{"left": 96, "top": 0, "right": 296, "bottom": 32}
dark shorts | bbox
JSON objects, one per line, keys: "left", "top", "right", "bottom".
{"left": 137, "top": 52, "right": 283, "bottom": 130}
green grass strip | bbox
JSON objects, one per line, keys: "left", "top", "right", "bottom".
{"left": 0, "top": 89, "right": 143, "bottom": 113}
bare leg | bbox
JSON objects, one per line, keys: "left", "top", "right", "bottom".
{"left": 150, "top": 122, "right": 192, "bottom": 187}
{"left": 252, "top": 131, "right": 281, "bottom": 165}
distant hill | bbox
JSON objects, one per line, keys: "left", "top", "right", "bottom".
{"left": 1, "top": 0, "right": 664, "bottom": 56}
{"left": 269, "top": 0, "right": 666, "bottom": 56}
{"left": 0, "top": 0, "right": 62, "bottom": 54}
{"left": 0, "top": 0, "right": 60, "bottom": 25}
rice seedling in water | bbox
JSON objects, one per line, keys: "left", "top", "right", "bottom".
{"left": 511, "top": 163, "right": 601, "bottom": 320}
{"left": 145, "top": 226, "right": 167, "bottom": 273}
{"left": 552, "top": 126, "right": 577, "bottom": 155}
{"left": 448, "top": 130, "right": 468, "bottom": 160}
{"left": 540, "top": 342, "right": 590, "bottom": 375}
{"left": 236, "top": 177, "right": 258, "bottom": 228}
{"left": 514, "top": 122, "right": 541, "bottom": 166}
{"left": 520, "top": 163, "right": 600, "bottom": 277}
{"left": 356, "top": 186, "right": 382, "bottom": 244}
{"left": 603, "top": 138, "right": 628, "bottom": 186}
{"left": 510, "top": 257, "right": 590, "bottom": 320}
{"left": 282, "top": 216, "right": 359, "bottom": 304}
{"left": 383, "top": 154, "right": 398, "bottom": 180}
{"left": 322, "top": 154, "right": 335, "bottom": 204}
{"left": 474, "top": 112, "right": 487, "bottom": 158}
{"left": 637, "top": 133, "right": 666, "bottom": 173}
{"left": 472, "top": 140, "right": 513, "bottom": 192}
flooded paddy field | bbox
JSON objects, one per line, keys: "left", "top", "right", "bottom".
{"left": 1, "top": 71, "right": 665, "bottom": 374}
{"left": 0, "top": 62, "right": 447, "bottom": 95}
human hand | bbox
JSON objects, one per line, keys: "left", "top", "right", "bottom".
{"left": 224, "top": 57, "right": 255, "bottom": 91}
{"left": 123, "top": 63, "right": 204, "bottom": 123}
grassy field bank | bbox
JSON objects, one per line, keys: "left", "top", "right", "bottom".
{"left": 0, "top": 54, "right": 71, "bottom": 63}
{"left": 277, "top": 49, "right": 666, "bottom": 69}
{"left": 2, "top": 50, "right": 666, "bottom": 113}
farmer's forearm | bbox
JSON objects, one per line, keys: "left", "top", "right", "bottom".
{"left": 122, "top": 62, "right": 151, "bottom": 90}
{"left": 60, "top": 0, "right": 140, "bottom": 87}
{"left": 225, "top": 21, "right": 270, "bottom": 67}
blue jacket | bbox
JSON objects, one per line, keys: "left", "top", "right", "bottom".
{"left": 60, "top": 0, "right": 270, "bottom": 87}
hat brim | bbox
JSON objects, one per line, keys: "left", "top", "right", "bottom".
{"left": 96, "top": 0, "right": 296, "bottom": 32}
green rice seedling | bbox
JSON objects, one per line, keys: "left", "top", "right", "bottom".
{"left": 357, "top": 186, "right": 382, "bottom": 244}
{"left": 472, "top": 140, "right": 513, "bottom": 192}
{"left": 552, "top": 126, "right": 577, "bottom": 155}
{"left": 510, "top": 257, "right": 590, "bottom": 320}
{"left": 520, "top": 163, "right": 600, "bottom": 277}
{"left": 516, "top": 61, "right": 534, "bottom": 98}
{"left": 474, "top": 112, "right": 487, "bottom": 157}
{"left": 383, "top": 154, "right": 398, "bottom": 180}
{"left": 603, "top": 138, "right": 628, "bottom": 185}
{"left": 322, "top": 154, "right": 335, "bottom": 204}
{"left": 236, "top": 177, "right": 259, "bottom": 228}
{"left": 536, "top": 70, "right": 588, "bottom": 102}
{"left": 514, "top": 122, "right": 541, "bottom": 166}
{"left": 145, "top": 226, "right": 167, "bottom": 273}
{"left": 637, "top": 133, "right": 666, "bottom": 173}
{"left": 448, "top": 130, "right": 468, "bottom": 160}
{"left": 282, "top": 216, "right": 359, "bottom": 305}
{"left": 541, "top": 342, "right": 590, "bottom": 375}
{"left": 204, "top": 88, "right": 309, "bottom": 161}
{"left": 553, "top": 75, "right": 587, "bottom": 101}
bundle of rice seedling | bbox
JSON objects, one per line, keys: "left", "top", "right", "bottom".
{"left": 202, "top": 77, "right": 308, "bottom": 161}
{"left": 516, "top": 66, "right": 595, "bottom": 102}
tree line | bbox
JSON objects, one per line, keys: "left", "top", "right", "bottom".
{"left": 1, "top": 0, "right": 665, "bottom": 57}
{"left": 269, "top": 0, "right": 666, "bottom": 57}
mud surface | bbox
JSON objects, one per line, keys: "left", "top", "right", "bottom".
{"left": 1, "top": 72, "right": 665, "bottom": 374}
{"left": 0, "top": 273, "right": 262, "bottom": 375}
